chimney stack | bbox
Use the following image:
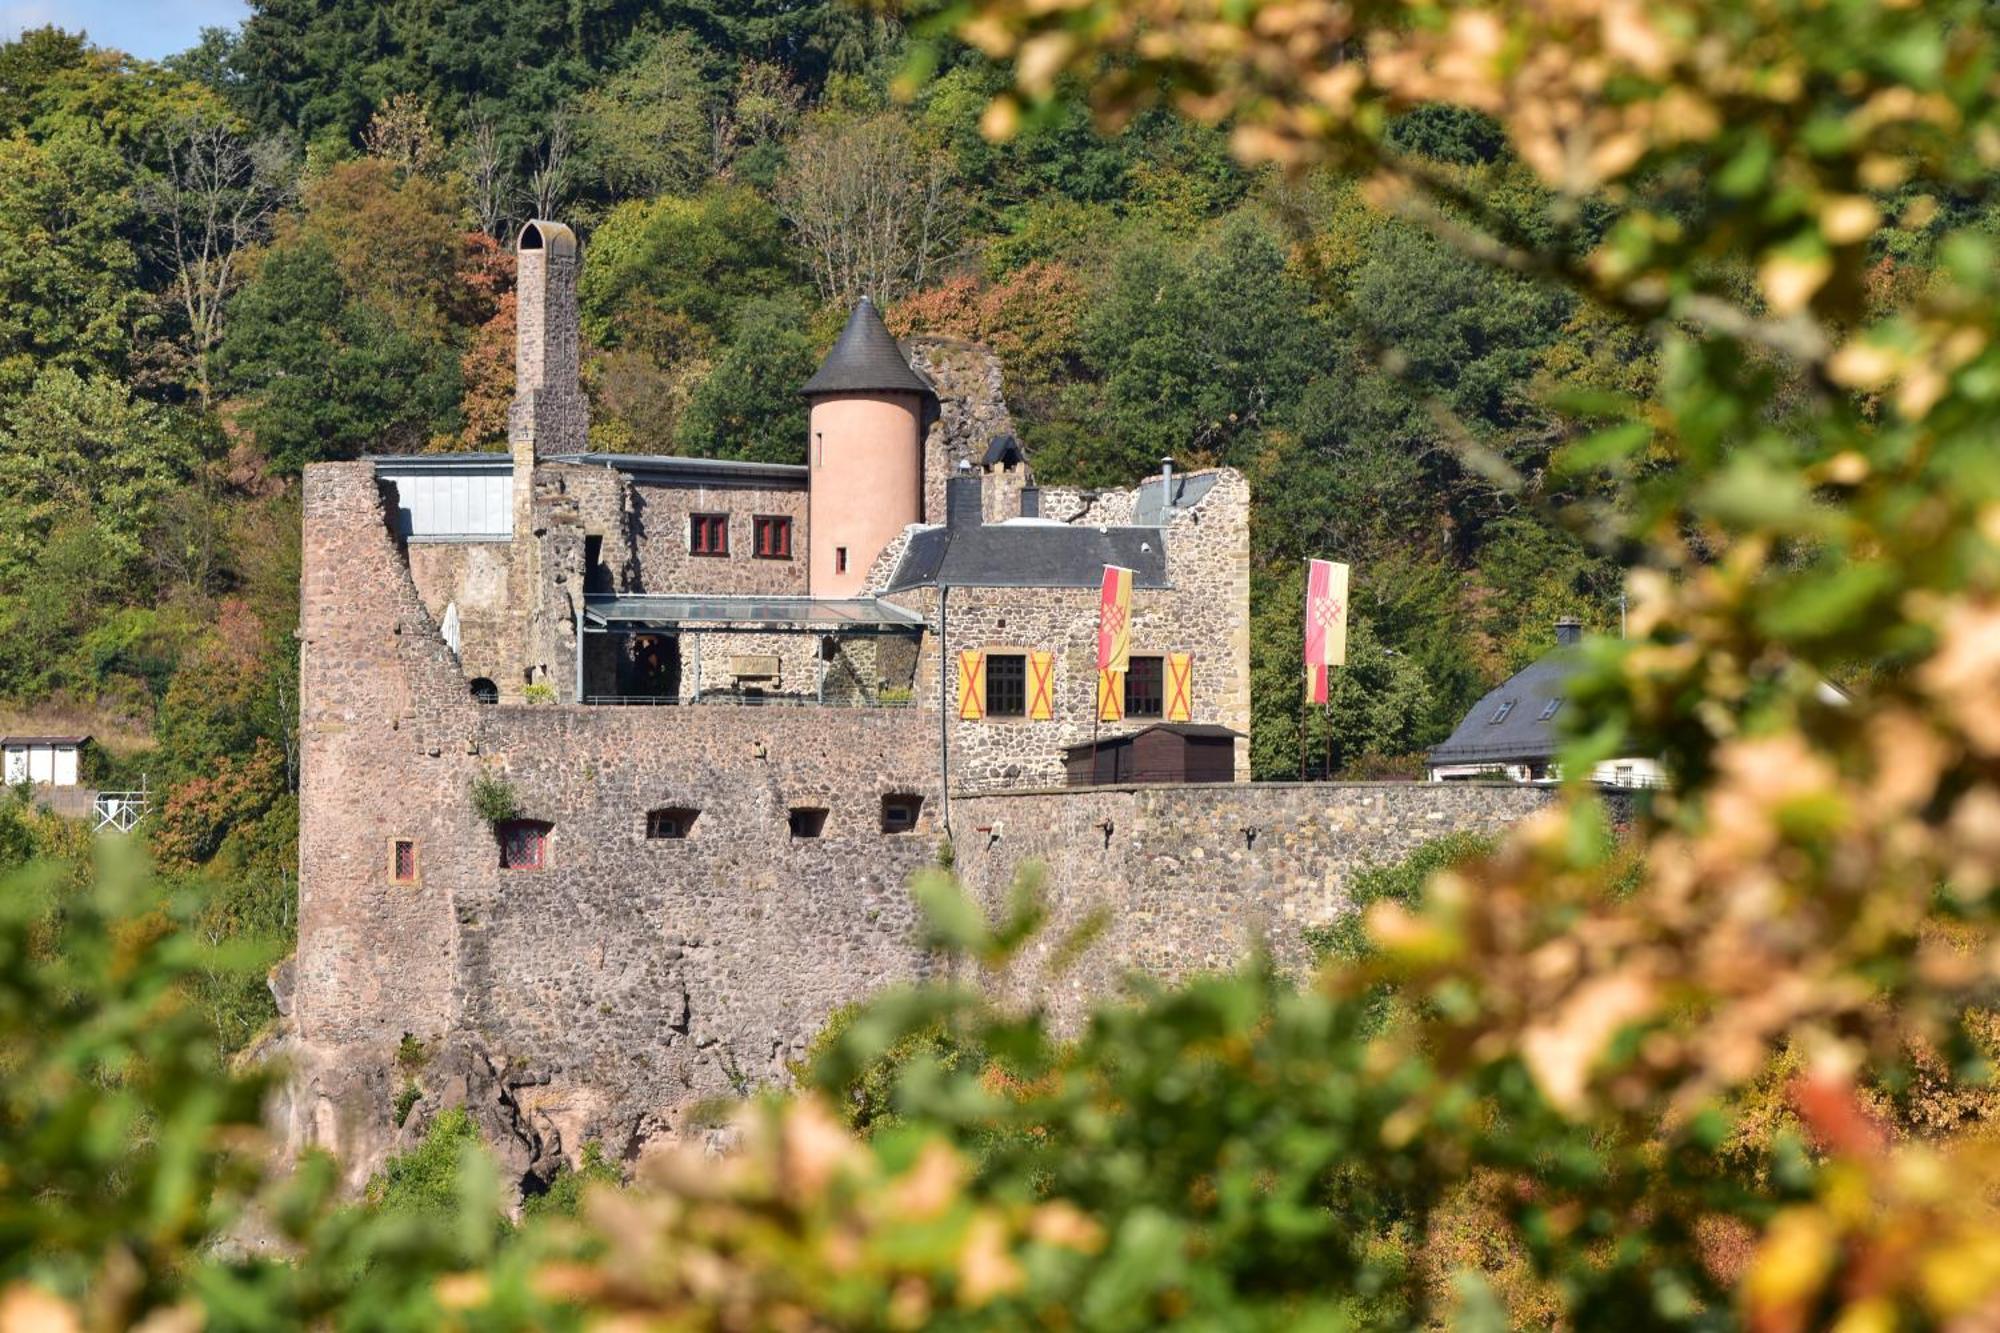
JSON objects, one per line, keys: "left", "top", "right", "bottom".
{"left": 509, "top": 220, "right": 589, "bottom": 463}
{"left": 1554, "top": 617, "right": 1583, "bottom": 647}
{"left": 946, "top": 469, "right": 983, "bottom": 529}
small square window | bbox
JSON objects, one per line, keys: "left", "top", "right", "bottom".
{"left": 690, "top": 513, "right": 729, "bottom": 556}
{"left": 986, "top": 654, "right": 1026, "bottom": 717}
{"left": 753, "top": 516, "right": 792, "bottom": 559}
{"left": 392, "top": 839, "right": 418, "bottom": 882}
{"left": 1490, "top": 700, "right": 1516, "bottom": 724}
{"left": 647, "top": 807, "right": 697, "bottom": 840}
{"left": 880, "top": 794, "right": 923, "bottom": 833}
{"left": 498, "top": 819, "right": 551, "bottom": 870}
{"left": 788, "top": 807, "right": 827, "bottom": 838}
{"left": 1537, "top": 698, "right": 1563, "bottom": 721}
{"left": 1124, "top": 656, "right": 1164, "bottom": 718}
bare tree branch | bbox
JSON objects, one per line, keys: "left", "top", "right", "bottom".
{"left": 137, "top": 115, "right": 293, "bottom": 410}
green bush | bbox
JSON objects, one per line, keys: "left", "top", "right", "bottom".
{"left": 469, "top": 771, "right": 519, "bottom": 825}
{"left": 1303, "top": 830, "right": 1498, "bottom": 965}
{"left": 521, "top": 1143, "right": 623, "bottom": 1221}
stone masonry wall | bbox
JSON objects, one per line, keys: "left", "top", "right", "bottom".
{"left": 296, "top": 460, "right": 948, "bottom": 1182}
{"left": 406, "top": 541, "right": 517, "bottom": 692}
{"left": 628, "top": 478, "right": 808, "bottom": 596}
{"left": 886, "top": 467, "right": 1252, "bottom": 792}
{"left": 907, "top": 338, "right": 1015, "bottom": 526}
{"left": 952, "top": 781, "right": 1560, "bottom": 1028}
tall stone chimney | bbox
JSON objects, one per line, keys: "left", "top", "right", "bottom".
{"left": 509, "top": 220, "right": 589, "bottom": 464}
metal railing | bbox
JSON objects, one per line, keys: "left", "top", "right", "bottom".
{"left": 92, "top": 790, "right": 149, "bottom": 833}
{"left": 583, "top": 691, "right": 917, "bottom": 709}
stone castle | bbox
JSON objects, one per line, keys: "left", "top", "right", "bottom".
{"left": 284, "top": 221, "right": 1555, "bottom": 1189}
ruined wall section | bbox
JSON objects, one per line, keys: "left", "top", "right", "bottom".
{"left": 297, "top": 462, "right": 480, "bottom": 1056}
{"left": 953, "top": 782, "right": 1560, "bottom": 1026}
{"left": 405, "top": 542, "right": 516, "bottom": 691}
{"left": 627, "top": 478, "right": 808, "bottom": 596}
{"left": 907, "top": 338, "right": 1015, "bottom": 526}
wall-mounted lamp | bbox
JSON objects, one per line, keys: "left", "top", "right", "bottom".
{"left": 1241, "top": 826, "right": 1259, "bottom": 849}
{"left": 1094, "top": 817, "right": 1115, "bottom": 849}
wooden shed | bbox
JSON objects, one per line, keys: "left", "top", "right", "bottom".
{"left": 1063, "top": 723, "right": 1241, "bottom": 786}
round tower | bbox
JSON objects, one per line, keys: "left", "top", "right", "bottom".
{"left": 802, "top": 297, "right": 935, "bottom": 597}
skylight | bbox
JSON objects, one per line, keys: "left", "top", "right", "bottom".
{"left": 1538, "top": 698, "right": 1563, "bottom": 721}
{"left": 1490, "top": 700, "right": 1516, "bottom": 724}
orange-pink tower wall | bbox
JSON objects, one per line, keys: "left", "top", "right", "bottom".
{"left": 807, "top": 391, "right": 925, "bottom": 596}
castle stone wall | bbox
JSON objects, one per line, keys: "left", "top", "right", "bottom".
{"left": 952, "top": 781, "right": 1560, "bottom": 1026}
{"left": 628, "top": 478, "right": 808, "bottom": 596}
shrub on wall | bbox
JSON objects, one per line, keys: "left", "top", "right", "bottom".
{"left": 469, "top": 771, "right": 518, "bottom": 825}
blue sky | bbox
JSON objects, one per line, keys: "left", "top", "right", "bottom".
{"left": 4, "top": 0, "right": 249, "bottom": 60}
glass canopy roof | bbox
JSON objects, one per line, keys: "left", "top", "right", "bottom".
{"left": 582, "top": 594, "right": 925, "bottom": 630}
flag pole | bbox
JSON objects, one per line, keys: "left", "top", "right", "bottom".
{"left": 1299, "top": 673, "right": 1309, "bottom": 780}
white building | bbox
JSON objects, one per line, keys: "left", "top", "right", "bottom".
{"left": 2, "top": 735, "right": 88, "bottom": 788}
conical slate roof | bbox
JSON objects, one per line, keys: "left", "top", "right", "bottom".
{"left": 800, "top": 297, "right": 936, "bottom": 398}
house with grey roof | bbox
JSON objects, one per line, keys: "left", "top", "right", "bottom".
{"left": 1426, "top": 620, "right": 1664, "bottom": 789}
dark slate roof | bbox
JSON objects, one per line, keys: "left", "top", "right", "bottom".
{"left": 981, "top": 433, "right": 1025, "bottom": 467}
{"left": 1426, "top": 650, "right": 1580, "bottom": 765}
{"left": 1, "top": 735, "right": 88, "bottom": 746}
{"left": 551, "top": 452, "right": 807, "bottom": 487}
{"left": 1134, "top": 471, "right": 1219, "bottom": 526}
{"left": 800, "top": 297, "right": 937, "bottom": 398}
{"left": 1061, "top": 723, "right": 1241, "bottom": 753}
{"left": 884, "top": 521, "right": 1170, "bottom": 591}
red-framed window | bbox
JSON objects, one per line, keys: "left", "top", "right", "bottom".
{"left": 753, "top": 515, "right": 792, "bottom": 559}
{"left": 690, "top": 513, "right": 729, "bottom": 556}
{"left": 497, "top": 819, "right": 551, "bottom": 870}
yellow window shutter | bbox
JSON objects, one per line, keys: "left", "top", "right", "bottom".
{"left": 1029, "top": 651, "right": 1055, "bottom": 720}
{"left": 957, "top": 650, "right": 985, "bottom": 720}
{"left": 1097, "top": 667, "right": 1124, "bottom": 722}
{"left": 1167, "top": 652, "right": 1193, "bottom": 722}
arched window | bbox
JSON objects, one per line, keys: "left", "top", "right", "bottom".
{"left": 470, "top": 678, "right": 499, "bottom": 705}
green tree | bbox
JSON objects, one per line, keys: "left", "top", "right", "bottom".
{"left": 580, "top": 183, "right": 796, "bottom": 348}
{"left": 219, "top": 237, "right": 462, "bottom": 469}
{"left": 0, "top": 367, "right": 195, "bottom": 582}
{"left": 575, "top": 30, "right": 718, "bottom": 200}
{"left": 0, "top": 131, "right": 144, "bottom": 397}
{"left": 675, "top": 296, "right": 817, "bottom": 463}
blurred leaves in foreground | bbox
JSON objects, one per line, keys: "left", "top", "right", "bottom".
{"left": 11, "top": 0, "right": 2000, "bottom": 1327}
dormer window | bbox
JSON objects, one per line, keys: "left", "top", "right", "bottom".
{"left": 1490, "top": 700, "right": 1516, "bottom": 724}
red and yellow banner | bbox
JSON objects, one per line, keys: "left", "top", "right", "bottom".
{"left": 1166, "top": 652, "right": 1193, "bottom": 722}
{"left": 1305, "top": 559, "right": 1350, "bottom": 703}
{"left": 1028, "top": 650, "right": 1055, "bottom": 721}
{"left": 1097, "top": 565, "right": 1134, "bottom": 673}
